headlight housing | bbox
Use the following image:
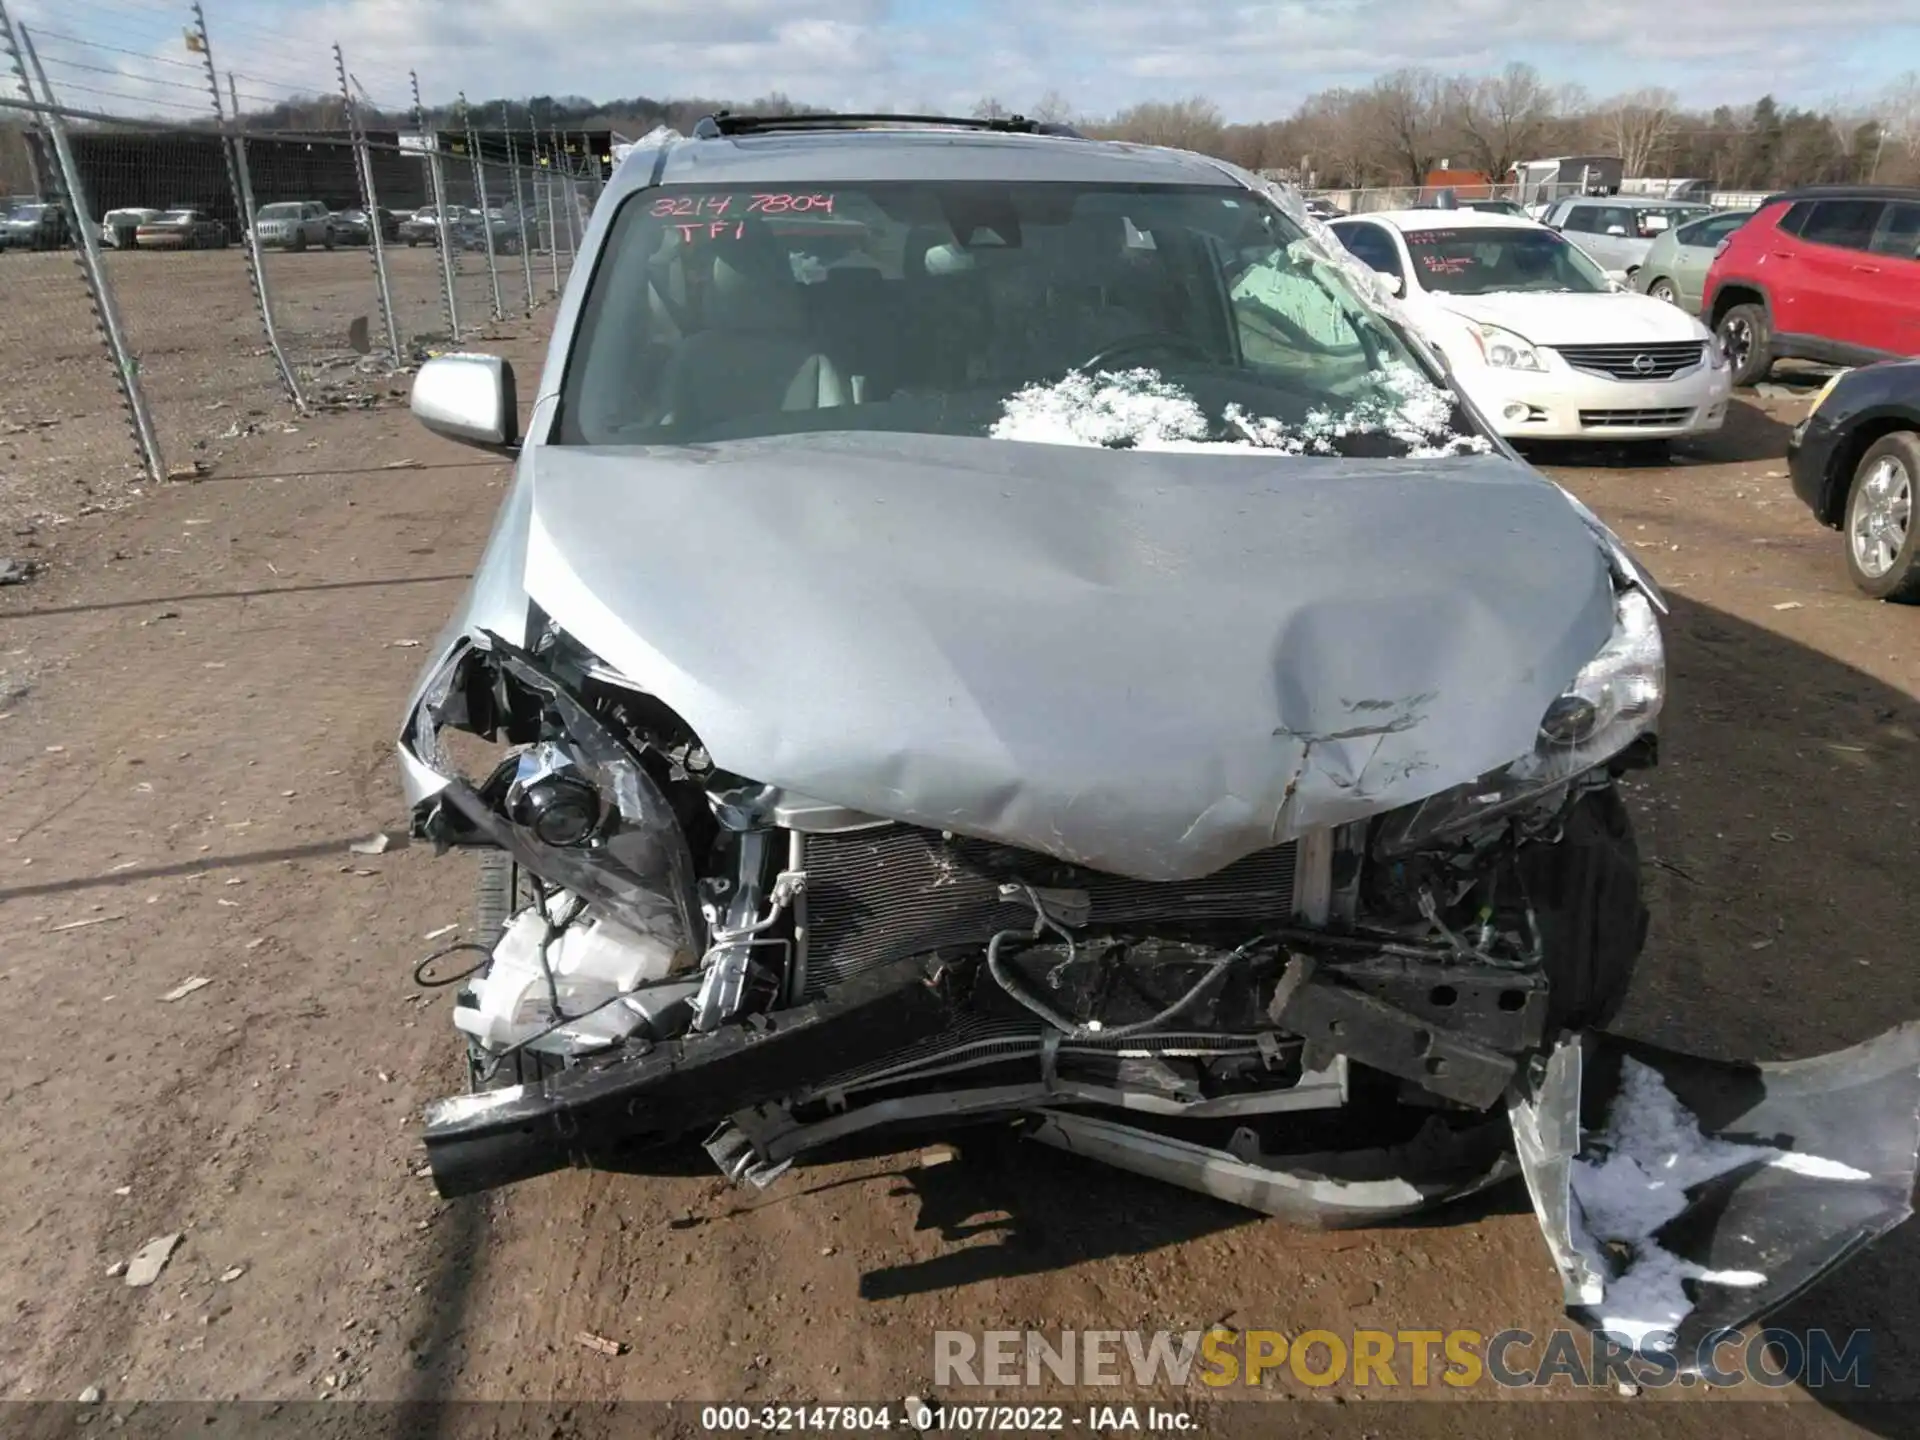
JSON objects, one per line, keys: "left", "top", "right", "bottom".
{"left": 1472, "top": 323, "right": 1545, "bottom": 371}
{"left": 1374, "top": 586, "right": 1664, "bottom": 855}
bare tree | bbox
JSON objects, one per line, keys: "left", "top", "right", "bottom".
{"left": 1873, "top": 70, "right": 1920, "bottom": 176}
{"left": 1092, "top": 97, "right": 1226, "bottom": 152}
{"left": 1599, "top": 87, "right": 1680, "bottom": 176}
{"left": 1452, "top": 63, "right": 1554, "bottom": 182}
{"left": 1359, "top": 68, "right": 1446, "bottom": 186}
{"left": 1294, "top": 88, "right": 1380, "bottom": 188}
{"left": 1030, "top": 89, "right": 1076, "bottom": 125}
{"left": 971, "top": 96, "right": 1013, "bottom": 120}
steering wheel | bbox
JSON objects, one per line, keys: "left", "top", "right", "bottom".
{"left": 1077, "top": 332, "right": 1212, "bottom": 372}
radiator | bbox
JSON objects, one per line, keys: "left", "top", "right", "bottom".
{"left": 801, "top": 824, "right": 1299, "bottom": 999}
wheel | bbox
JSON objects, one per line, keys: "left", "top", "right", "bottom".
{"left": 1715, "top": 302, "right": 1773, "bottom": 386}
{"left": 1647, "top": 277, "right": 1679, "bottom": 305}
{"left": 291, "top": 232, "right": 307, "bottom": 253}
{"left": 467, "top": 848, "right": 564, "bottom": 1088}
{"left": 1843, "top": 432, "right": 1920, "bottom": 602}
{"left": 323, "top": 232, "right": 335, "bottom": 251}
{"left": 1518, "top": 786, "right": 1647, "bottom": 1031}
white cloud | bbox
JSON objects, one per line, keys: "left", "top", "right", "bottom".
{"left": 11, "top": 0, "right": 1918, "bottom": 122}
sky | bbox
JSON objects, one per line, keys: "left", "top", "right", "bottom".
{"left": 10, "top": 0, "right": 1919, "bottom": 123}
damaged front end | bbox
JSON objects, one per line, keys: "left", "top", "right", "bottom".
{"left": 396, "top": 554, "right": 1920, "bottom": 1350}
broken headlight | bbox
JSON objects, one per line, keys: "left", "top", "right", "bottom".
{"left": 1374, "top": 586, "right": 1663, "bottom": 855}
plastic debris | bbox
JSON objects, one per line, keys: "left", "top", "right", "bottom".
{"left": 124, "top": 1232, "right": 183, "bottom": 1287}
{"left": 78, "top": 1386, "right": 103, "bottom": 1404}
{"left": 161, "top": 976, "right": 213, "bottom": 1002}
{"left": 575, "top": 1330, "right": 626, "bottom": 1356}
{"left": 219, "top": 1265, "right": 246, "bottom": 1283}
{"left": 0, "top": 558, "right": 38, "bottom": 586}
{"left": 423, "top": 923, "right": 458, "bottom": 941}
{"left": 50, "top": 915, "right": 123, "bottom": 933}
{"left": 349, "top": 834, "right": 391, "bottom": 856}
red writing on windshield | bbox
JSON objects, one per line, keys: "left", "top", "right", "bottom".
{"left": 650, "top": 192, "right": 835, "bottom": 220}
{"left": 1418, "top": 254, "right": 1474, "bottom": 273}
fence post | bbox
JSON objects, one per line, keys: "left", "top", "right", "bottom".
{"left": 551, "top": 128, "right": 577, "bottom": 273}
{"left": 538, "top": 132, "right": 560, "bottom": 298}
{"left": 500, "top": 101, "right": 535, "bottom": 316}
{"left": 181, "top": 3, "right": 305, "bottom": 415}
{"left": 459, "top": 93, "right": 503, "bottom": 323}
{"left": 337, "top": 44, "right": 400, "bottom": 365}
{"left": 5, "top": 16, "right": 165, "bottom": 482}
{"left": 414, "top": 70, "right": 459, "bottom": 343}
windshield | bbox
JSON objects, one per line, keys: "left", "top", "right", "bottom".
{"left": 257, "top": 204, "right": 302, "bottom": 220}
{"left": 10, "top": 204, "right": 46, "bottom": 220}
{"left": 1634, "top": 205, "right": 1711, "bottom": 235}
{"left": 1405, "top": 225, "right": 1609, "bottom": 296}
{"left": 162, "top": 210, "right": 194, "bottom": 222}
{"left": 557, "top": 180, "right": 1480, "bottom": 457}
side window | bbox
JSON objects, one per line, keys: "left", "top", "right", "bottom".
{"left": 1560, "top": 206, "right": 1594, "bottom": 234}
{"left": 1594, "top": 207, "right": 1633, "bottom": 235}
{"left": 1332, "top": 223, "right": 1404, "bottom": 281}
{"left": 1775, "top": 202, "right": 1813, "bottom": 236}
{"left": 1798, "top": 200, "right": 1885, "bottom": 252}
{"left": 1869, "top": 202, "right": 1920, "bottom": 260}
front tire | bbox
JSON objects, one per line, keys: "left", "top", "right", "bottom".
{"left": 1648, "top": 277, "right": 1679, "bottom": 305}
{"left": 1844, "top": 432, "right": 1920, "bottom": 603}
{"left": 1520, "top": 786, "right": 1648, "bottom": 1031}
{"left": 1716, "top": 302, "right": 1774, "bottom": 386}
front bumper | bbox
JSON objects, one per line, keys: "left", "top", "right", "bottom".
{"left": 1787, "top": 408, "right": 1843, "bottom": 523}
{"left": 1461, "top": 361, "right": 1731, "bottom": 441}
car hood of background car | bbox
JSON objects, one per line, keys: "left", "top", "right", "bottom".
{"left": 500, "top": 433, "right": 1618, "bottom": 882}
{"left": 1432, "top": 291, "right": 1710, "bottom": 347}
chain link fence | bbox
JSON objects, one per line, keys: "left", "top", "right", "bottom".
{"left": 0, "top": 0, "right": 610, "bottom": 493}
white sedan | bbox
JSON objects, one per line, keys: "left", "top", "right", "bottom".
{"left": 1328, "top": 209, "right": 1730, "bottom": 443}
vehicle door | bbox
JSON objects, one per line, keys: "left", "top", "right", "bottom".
{"left": 1865, "top": 201, "right": 1920, "bottom": 356}
{"left": 1555, "top": 203, "right": 1615, "bottom": 271}
{"left": 1789, "top": 199, "right": 1891, "bottom": 357}
{"left": 1671, "top": 212, "right": 1749, "bottom": 310}
{"left": 1578, "top": 204, "right": 1638, "bottom": 272}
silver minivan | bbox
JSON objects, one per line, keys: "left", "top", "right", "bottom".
{"left": 1540, "top": 197, "right": 1714, "bottom": 278}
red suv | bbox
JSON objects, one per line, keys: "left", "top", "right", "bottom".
{"left": 1703, "top": 185, "right": 1920, "bottom": 385}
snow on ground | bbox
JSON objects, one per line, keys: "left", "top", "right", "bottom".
{"left": 1570, "top": 1057, "right": 1870, "bottom": 1351}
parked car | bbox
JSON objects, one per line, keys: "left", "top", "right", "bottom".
{"left": 1787, "top": 359, "right": 1920, "bottom": 600}
{"left": 251, "top": 201, "right": 336, "bottom": 251}
{"left": 1303, "top": 197, "right": 1346, "bottom": 221}
{"left": 1539, "top": 196, "right": 1716, "bottom": 278}
{"left": 453, "top": 208, "right": 524, "bottom": 255}
{"left": 1630, "top": 209, "right": 1753, "bottom": 313}
{"left": 1461, "top": 198, "right": 1526, "bottom": 217}
{"left": 101, "top": 207, "right": 162, "bottom": 249}
{"left": 1703, "top": 185, "right": 1920, "bottom": 386}
{"left": 1329, "top": 209, "right": 1729, "bottom": 443}
{"left": 401, "top": 206, "right": 486, "bottom": 247}
{"left": 394, "top": 114, "right": 1920, "bottom": 1357}
{"left": 0, "top": 200, "right": 69, "bottom": 251}
{"left": 335, "top": 207, "right": 402, "bottom": 245}
{"left": 133, "top": 208, "right": 228, "bottom": 250}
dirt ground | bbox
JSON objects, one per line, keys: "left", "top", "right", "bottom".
{"left": 1, "top": 267, "right": 1917, "bottom": 1437}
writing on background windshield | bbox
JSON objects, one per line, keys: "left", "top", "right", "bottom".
{"left": 560, "top": 180, "right": 1479, "bottom": 457}
{"left": 1405, "top": 227, "right": 1608, "bottom": 296}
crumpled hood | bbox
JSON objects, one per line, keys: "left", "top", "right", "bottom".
{"left": 515, "top": 432, "right": 1616, "bottom": 882}
{"left": 1436, "top": 291, "right": 1710, "bottom": 347}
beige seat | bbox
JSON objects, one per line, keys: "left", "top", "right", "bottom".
{"left": 656, "top": 232, "right": 848, "bottom": 432}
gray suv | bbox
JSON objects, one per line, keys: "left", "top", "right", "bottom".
{"left": 1540, "top": 196, "right": 1714, "bottom": 278}
{"left": 393, "top": 114, "right": 1919, "bottom": 1352}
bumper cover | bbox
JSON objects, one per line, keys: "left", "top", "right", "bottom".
{"left": 1787, "top": 409, "right": 1843, "bottom": 522}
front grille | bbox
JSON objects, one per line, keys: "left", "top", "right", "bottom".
{"left": 1578, "top": 407, "right": 1695, "bottom": 428}
{"left": 1553, "top": 341, "right": 1704, "bottom": 380}
{"left": 802, "top": 824, "right": 1298, "bottom": 998}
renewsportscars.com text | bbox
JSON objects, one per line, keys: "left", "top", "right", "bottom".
{"left": 934, "top": 1327, "right": 1873, "bottom": 1391}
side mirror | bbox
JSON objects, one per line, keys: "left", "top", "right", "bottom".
{"left": 411, "top": 355, "right": 519, "bottom": 451}
{"left": 1378, "top": 271, "right": 1405, "bottom": 296}
{"left": 1605, "top": 225, "right": 1628, "bottom": 237}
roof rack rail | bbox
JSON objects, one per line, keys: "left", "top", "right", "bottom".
{"left": 689, "top": 111, "right": 1084, "bottom": 140}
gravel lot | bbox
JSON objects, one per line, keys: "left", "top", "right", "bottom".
{"left": 0, "top": 257, "right": 1915, "bottom": 1436}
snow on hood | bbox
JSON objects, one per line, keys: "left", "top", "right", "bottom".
{"left": 1570, "top": 1057, "right": 1871, "bottom": 1352}
{"left": 990, "top": 365, "right": 1493, "bottom": 460}
{"left": 1433, "top": 291, "right": 1713, "bottom": 348}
